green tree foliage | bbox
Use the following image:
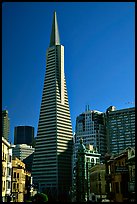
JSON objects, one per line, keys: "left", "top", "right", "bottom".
{"left": 32, "top": 193, "right": 48, "bottom": 202}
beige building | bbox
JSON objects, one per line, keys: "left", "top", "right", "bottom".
{"left": 89, "top": 163, "right": 106, "bottom": 201}
{"left": 2, "top": 137, "right": 12, "bottom": 202}
{"left": 11, "top": 156, "right": 31, "bottom": 202}
{"left": 106, "top": 148, "right": 130, "bottom": 202}
{"left": 127, "top": 147, "right": 135, "bottom": 202}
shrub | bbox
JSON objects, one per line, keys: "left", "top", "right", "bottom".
{"left": 32, "top": 192, "right": 48, "bottom": 202}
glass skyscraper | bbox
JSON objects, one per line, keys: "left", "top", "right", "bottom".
{"left": 14, "top": 126, "right": 34, "bottom": 146}
{"left": 105, "top": 106, "right": 135, "bottom": 155}
{"left": 32, "top": 12, "right": 73, "bottom": 201}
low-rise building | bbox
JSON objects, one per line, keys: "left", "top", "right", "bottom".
{"left": 127, "top": 147, "right": 135, "bottom": 202}
{"left": 11, "top": 156, "right": 31, "bottom": 202}
{"left": 105, "top": 147, "right": 131, "bottom": 202}
{"left": 2, "top": 137, "right": 12, "bottom": 202}
{"left": 89, "top": 163, "right": 106, "bottom": 201}
{"left": 75, "top": 138, "right": 100, "bottom": 202}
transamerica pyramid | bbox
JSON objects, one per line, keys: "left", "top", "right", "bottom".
{"left": 32, "top": 11, "right": 73, "bottom": 202}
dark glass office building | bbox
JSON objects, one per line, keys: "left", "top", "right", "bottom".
{"left": 14, "top": 126, "right": 34, "bottom": 146}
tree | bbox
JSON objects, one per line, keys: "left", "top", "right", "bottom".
{"left": 32, "top": 193, "right": 48, "bottom": 202}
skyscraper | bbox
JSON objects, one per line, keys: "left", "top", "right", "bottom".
{"left": 14, "top": 126, "right": 34, "bottom": 146}
{"left": 11, "top": 144, "right": 34, "bottom": 161}
{"left": 73, "top": 106, "right": 106, "bottom": 166}
{"left": 2, "top": 110, "right": 10, "bottom": 142}
{"left": 32, "top": 12, "right": 73, "bottom": 201}
{"left": 105, "top": 106, "right": 135, "bottom": 155}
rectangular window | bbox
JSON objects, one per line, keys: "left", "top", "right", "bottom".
{"left": 17, "top": 173, "right": 19, "bottom": 179}
{"left": 6, "top": 180, "right": 11, "bottom": 189}
{"left": 115, "top": 182, "right": 119, "bottom": 193}
{"left": 3, "top": 181, "right": 5, "bottom": 191}
{"left": 14, "top": 172, "right": 16, "bottom": 178}
{"left": 9, "top": 155, "right": 12, "bottom": 162}
{"left": 13, "top": 183, "right": 16, "bottom": 190}
{"left": 2, "top": 152, "right": 4, "bottom": 160}
{"left": 9, "top": 168, "right": 11, "bottom": 176}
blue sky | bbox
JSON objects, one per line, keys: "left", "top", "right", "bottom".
{"left": 2, "top": 2, "right": 135, "bottom": 143}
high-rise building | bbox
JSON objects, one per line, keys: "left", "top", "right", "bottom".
{"left": 73, "top": 106, "right": 106, "bottom": 166}
{"left": 105, "top": 106, "right": 135, "bottom": 155}
{"left": 2, "top": 110, "right": 10, "bottom": 142}
{"left": 14, "top": 126, "right": 34, "bottom": 146}
{"left": 32, "top": 12, "right": 73, "bottom": 201}
{"left": 11, "top": 144, "right": 34, "bottom": 161}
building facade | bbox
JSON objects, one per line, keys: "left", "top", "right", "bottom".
{"left": 23, "top": 152, "right": 34, "bottom": 172}
{"left": 89, "top": 164, "right": 106, "bottom": 202}
{"left": 105, "top": 106, "right": 135, "bottom": 155}
{"left": 11, "top": 156, "right": 32, "bottom": 202}
{"left": 11, "top": 144, "right": 34, "bottom": 161}
{"left": 75, "top": 138, "right": 100, "bottom": 202}
{"left": 14, "top": 126, "right": 34, "bottom": 146}
{"left": 32, "top": 11, "right": 73, "bottom": 202}
{"left": 2, "top": 137, "right": 12, "bottom": 202}
{"left": 105, "top": 148, "right": 131, "bottom": 202}
{"left": 2, "top": 110, "right": 10, "bottom": 142}
{"left": 127, "top": 147, "right": 135, "bottom": 202}
{"left": 74, "top": 107, "right": 106, "bottom": 167}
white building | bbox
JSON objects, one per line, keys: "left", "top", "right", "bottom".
{"left": 2, "top": 137, "right": 12, "bottom": 202}
{"left": 11, "top": 144, "right": 34, "bottom": 161}
{"left": 73, "top": 107, "right": 106, "bottom": 170}
{"left": 32, "top": 11, "right": 73, "bottom": 201}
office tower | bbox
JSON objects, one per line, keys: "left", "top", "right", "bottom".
{"left": 2, "top": 110, "right": 10, "bottom": 142}
{"left": 2, "top": 137, "right": 12, "bottom": 202}
{"left": 11, "top": 144, "right": 34, "bottom": 161}
{"left": 23, "top": 152, "right": 34, "bottom": 172}
{"left": 105, "top": 106, "right": 135, "bottom": 155}
{"left": 74, "top": 106, "right": 106, "bottom": 166}
{"left": 14, "top": 126, "right": 34, "bottom": 146}
{"left": 32, "top": 12, "right": 73, "bottom": 201}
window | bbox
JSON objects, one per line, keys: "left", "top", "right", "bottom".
{"left": 2, "top": 152, "right": 4, "bottom": 160}
{"left": 115, "top": 182, "right": 119, "bottom": 193}
{"left": 2, "top": 165, "right": 4, "bottom": 176}
{"left": 98, "top": 173, "right": 101, "bottom": 181}
{"left": 7, "top": 181, "right": 10, "bottom": 189}
{"left": 13, "top": 183, "right": 16, "bottom": 190}
{"left": 14, "top": 172, "right": 16, "bottom": 178}
{"left": 17, "top": 173, "right": 19, "bottom": 179}
{"left": 86, "top": 158, "right": 90, "bottom": 162}
{"left": 91, "top": 158, "right": 94, "bottom": 162}
{"left": 9, "top": 155, "right": 12, "bottom": 162}
{"left": 3, "top": 181, "right": 5, "bottom": 191}
{"left": 7, "top": 168, "right": 11, "bottom": 176}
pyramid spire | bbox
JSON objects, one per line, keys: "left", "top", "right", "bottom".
{"left": 50, "top": 11, "right": 60, "bottom": 47}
